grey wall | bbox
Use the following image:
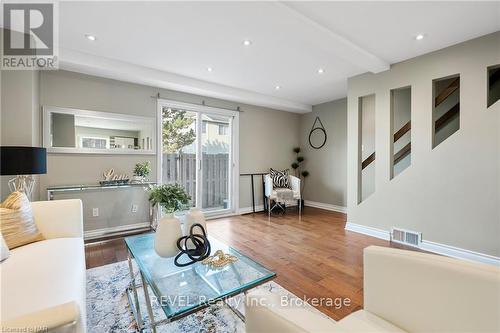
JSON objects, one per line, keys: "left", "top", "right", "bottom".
{"left": 38, "top": 70, "right": 300, "bottom": 211}
{"left": 299, "top": 98, "right": 347, "bottom": 207}
{"left": 239, "top": 103, "right": 300, "bottom": 209}
{"left": 51, "top": 186, "right": 151, "bottom": 233}
{"left": 0, "top": 68, "right": 41, "bottom": 200}
{"left": 347, "top": 32, "right": 500, "bottom": 256}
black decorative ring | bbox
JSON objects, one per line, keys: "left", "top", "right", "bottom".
{"left": 309, "top": 127, "right": 327, "bottom": 149}
{"left": 174, "top": 223, "right": 211, "bottom": 267}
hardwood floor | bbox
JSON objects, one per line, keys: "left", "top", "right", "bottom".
{"left": 85, "top": 207, "right": 415, "bottom": 321}
{"left": 85, "top": 237, "right": 129, "bottom": 269}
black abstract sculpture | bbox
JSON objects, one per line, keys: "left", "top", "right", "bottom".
{"left": 174, "top": 223, "right": 211, "bottom": 267}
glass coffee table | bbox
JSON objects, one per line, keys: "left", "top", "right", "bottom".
{"left": 125, "top": 233, "right": 276, "bottom": 332}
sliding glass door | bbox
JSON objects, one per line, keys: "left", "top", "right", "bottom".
{"left": 158, "top": 100, "right": 238, "bottom": 216}
{"left": 201, "top": 114, "right": 231, "bottom": 211}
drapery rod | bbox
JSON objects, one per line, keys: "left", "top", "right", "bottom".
{"left": 150, "top": 93, "right": 244, "bottom": 112}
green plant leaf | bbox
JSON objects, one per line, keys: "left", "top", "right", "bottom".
{"left": 148, "top": 183, "right": 191, "bottom": 213}
{"left": 133, "top": 161, "right": 151, "bottom": 177}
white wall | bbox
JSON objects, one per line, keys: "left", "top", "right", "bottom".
{"left": 347, "top": 32, "right": 500, "bottom": 257}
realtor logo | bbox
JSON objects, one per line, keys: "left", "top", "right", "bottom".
{"left": 2, "top": 2, "right": 58, "bottom": 69}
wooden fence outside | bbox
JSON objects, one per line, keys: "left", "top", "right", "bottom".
{"left": 162, "top": 153, "right": 229, "bottom": 209}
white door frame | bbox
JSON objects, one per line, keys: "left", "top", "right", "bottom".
{"left": 156, "top": 99, "right": 239, "bottom": 217}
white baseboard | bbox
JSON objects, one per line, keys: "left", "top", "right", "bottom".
{"left": 419, "top": 240, "right": 500, "bottom": 266}
{"left": 304, "top": 200, "right": 347, "bottom": 213}
{"left": 238, "top": 201, "right": 346, "bottom": 215}
{"left": 239, "top": 202, "right": 298, "bottom": 215}
{"left": 345, "top": 222, "right": 500, "bottom": 266}
{"left": 345, "top": 222, "right": 390, "bottom": 240}
{"left": 84, "top": 222, "right": 151, "bottom": 240}
{"left": 238, "top": 204, "right": 265, "bottom": 215}
{"left": 205, "top": 211, "right": 240, "bottom": 220}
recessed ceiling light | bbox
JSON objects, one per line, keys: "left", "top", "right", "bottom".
{"left": 207, "top": 67, "right": 213, "bottom": 72}
{"left": 85, "top": 34, "right": 96, "bottom": 41}
{"left": 318, "top": 68, "right": 325, "bottom": 74}
{"left": 415, "top": 34, "right": 425, "bottom": 41}
{"left": 275, "top": 85, "right": 281, "bottom": 90}
{"left": 243, "top": 40, "right": 252, "bottom": 46}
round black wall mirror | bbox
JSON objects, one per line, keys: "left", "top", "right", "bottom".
{"left": 309, "top": 117, "right": 327, "bottom": 149}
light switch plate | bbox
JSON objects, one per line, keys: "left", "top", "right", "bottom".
{"left": 92, "top": 208, "right": 99, "bottom": 217}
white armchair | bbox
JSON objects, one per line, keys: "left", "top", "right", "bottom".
{"left": 264, "top": 174, "right": 301, "bottom": 216}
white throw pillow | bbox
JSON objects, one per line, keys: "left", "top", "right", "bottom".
{"left": 0, "top": 233, "right": 9, "bottom": 262}
{"left": 0, "top": 191, "right": 44, "bottom": 249}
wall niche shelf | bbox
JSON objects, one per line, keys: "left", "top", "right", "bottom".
{"left": 487, "top": 64, "right": 500, "bottom": 108}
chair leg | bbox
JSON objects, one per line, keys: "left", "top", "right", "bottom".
{"left": 298, "top": 199, "right": 302, "bottom": 215}
{"left": 268, "top": 197, "right": 271, "bottom": 217}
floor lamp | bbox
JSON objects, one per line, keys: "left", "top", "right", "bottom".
{"left": 0, "top": 146, "right": 47, "bottom": 201}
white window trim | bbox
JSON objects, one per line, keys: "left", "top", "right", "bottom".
{"left": 156, "top": 99, "right": 240, "bottom": 217}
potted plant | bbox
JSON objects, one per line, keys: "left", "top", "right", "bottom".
{"left": 132, "top": 161, "right": 151, "bottom": 183}
{"left": 291, "top": 147, "right": 309, "bottom": 209}
{"left": 148, "top": 183, "right": 191, "bottom": 257}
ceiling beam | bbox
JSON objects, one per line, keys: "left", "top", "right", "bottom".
{"left": 277, "top": 2, "right": 390, "bottom": 74}
{"left": 59, "top": 49, "right": 312, "bottom": 114}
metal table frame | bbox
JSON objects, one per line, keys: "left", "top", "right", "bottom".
{"left": 240, "top": 172, "right": 268, "bottom": 213}
{"left": 126, "top": 249, "right": 274, "bottom": 332}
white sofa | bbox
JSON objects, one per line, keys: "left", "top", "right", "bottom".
{"left": 246, "top": 246, "right": 500, "bottom": 333}
{"left": 1, "top": 199, "right": 86, "bottom": 333}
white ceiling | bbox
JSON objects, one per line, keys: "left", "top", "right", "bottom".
{"left": 54, "top": 2, "right": 500, "bottom": 112}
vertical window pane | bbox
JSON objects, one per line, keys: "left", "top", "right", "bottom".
{"left": 161, "top": 107, "right": 197, "bottom": 207}
{"left": 202, "top": 114, "right": 231, "bottom": 211}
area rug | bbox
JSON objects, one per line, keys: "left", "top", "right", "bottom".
{"left": 86, "top": 260, "right": 331, "bottom": 332}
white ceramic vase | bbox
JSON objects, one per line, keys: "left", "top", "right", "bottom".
{"left": 185, "top": 208, "right": 207, "bottom": 235}
{"left": 154, "top": 213, "right": 182, "bottom": 257}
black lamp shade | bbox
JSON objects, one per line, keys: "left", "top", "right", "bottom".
{"left": 0, "top": 146, "right": 47, "bottom": 176}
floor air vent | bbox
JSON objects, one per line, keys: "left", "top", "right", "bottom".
{"left": 391, "top": 228, "right": 421, "bottom": 247}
